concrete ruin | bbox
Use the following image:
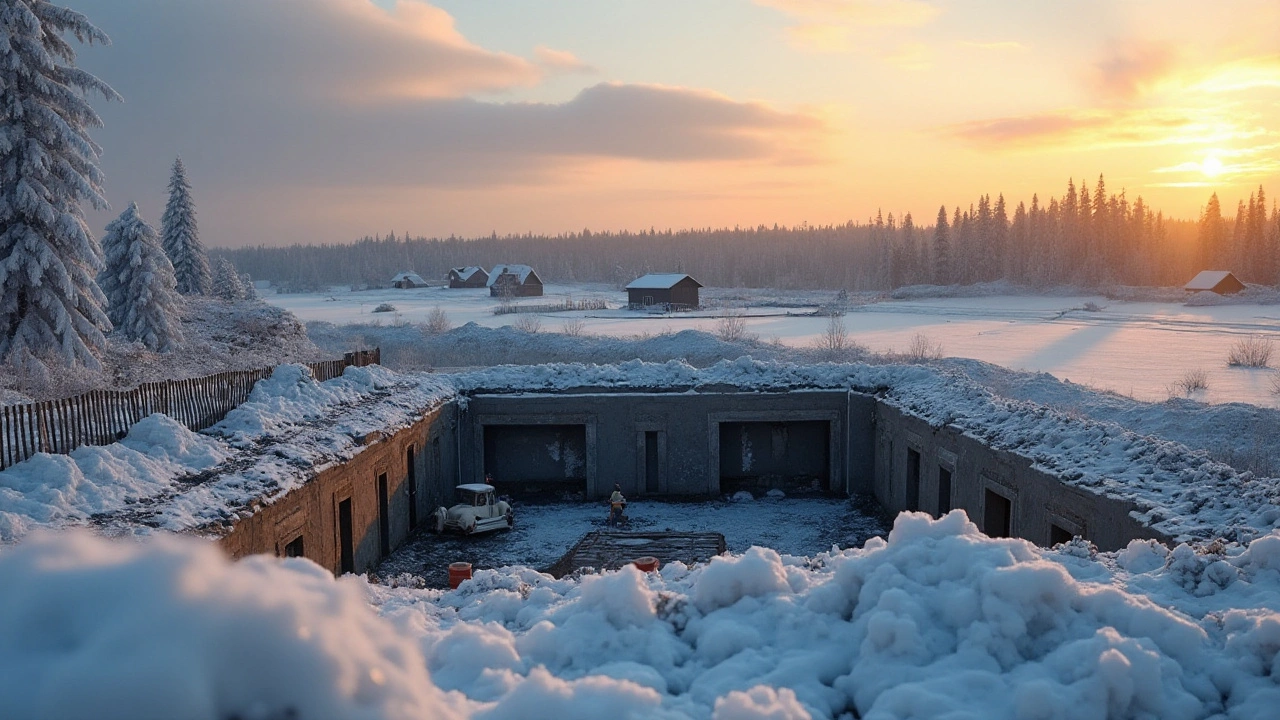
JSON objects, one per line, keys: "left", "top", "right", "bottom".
{"left": 216, "top": 373, "right": 1173, "bottom": 577}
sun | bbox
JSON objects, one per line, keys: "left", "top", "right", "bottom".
{"left": 1201, "top": 155, "right": 1225, "bottom": 178}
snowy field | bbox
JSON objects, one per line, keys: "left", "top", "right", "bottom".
{"left": 267, "top": 284, "right": 1280, "bottom": 408}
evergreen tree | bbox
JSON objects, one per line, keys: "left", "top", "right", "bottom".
{"left": 0, "top": 1, "right": 119, "bottom": 370}
{"left": 161, "top": 157, "right": 211, "bottom": 294}
{"left": 932, "top": 205, "right": 950, "bottom": 285}
{"left": 99, "top": 203, "right": 183, "bottom": 352}
{"left": 212, "top": 257, "right": 246, "bottom": 301}
{"left": 1199, "top": 194, "right": 1227, "bottom": 269}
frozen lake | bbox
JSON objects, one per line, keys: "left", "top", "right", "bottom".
{"left": 266, "top": 284, "right": 1280, "bottom": 408}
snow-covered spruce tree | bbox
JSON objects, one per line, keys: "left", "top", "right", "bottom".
{"left": 239, "top": 272, "right": 257, "bottom": 300}
{"left": 0, "top": 1, "right": 120, "bottom": 370}
{"left": 161, "top": 157, "right": 211, "bottom": 295}
{"left": 212, "top": 257, "right": 246, "bottom": 301}
{"left": 99, "top": 203, "right": 184, "bottom": 352}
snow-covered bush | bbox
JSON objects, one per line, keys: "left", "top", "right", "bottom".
{"left": 1170, "top": 368, "right": 1209, "bottom": 396}
{"left": 160, "top": 158, "right": 211, "bottom": 295}
{"left": 423, "top": 306, "right": 451, "bottom": 334}
{"left": 715, "top": 308, "right": 751, "bottom": 343}
{"left": 513, "top": 314, "right": 542, "bottom": 333}
{"left": 98, "top": 203, "right": 184, "bottom": 352}
{"left": 1226, "top": 335, "right": 1273, "bottom": 368}
{"left": 561, "top": 317, "right": 587, "bottom": 337}
{"left": 372, "top": 303, "right": 397, "bottom": 314}
{"left": 0, "top": 0, "right": 119, "bottom": 371}
{"left": 901, "top": 332, "right": 944, "bottom": 362}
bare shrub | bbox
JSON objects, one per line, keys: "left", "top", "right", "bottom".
{"left": 1226, "top": 335, "right": 1274, "bottom": 368}
{"left": 561, "top": 317, "right": 587, "bottom": 337}
{"left": 715, "top": 308, "right": 749, "bottom": 343}
{"left": 513, "top": 314, "right": 542, "bottom": 333}
{"left": 1170, "top": 368, "right": 1209, "bottom": 396}
{"left": 815, "top": 313, "right": 848, "bottom": 356}
{"left": 902, "top": 333, "right": 944, "bottom": 362}
{"left": 423, "top": 306, "right": 451, "bottom": 335}
{"left": 371, "top": 302, "right": 396, "bottom": 313}
{"left": 1082, "top": 301, "right": 1105, "bottom": 312}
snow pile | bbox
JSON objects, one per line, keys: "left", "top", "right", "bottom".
{"left": 0, "top": 415, "right": 229, "bottom": 542}
{"left": 6, "top": 511, "right": 1280, "bottom": 718}
{"left": 0, "top": 530, "right": 463, "bottom": 720}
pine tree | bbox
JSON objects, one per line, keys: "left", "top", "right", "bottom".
{"left": 161, "top": 157, "right": 211, "bottom": 294}
{"left": 932, "top": 205, "right": 951, "bottom": 285}
{"left": 0, "top": 1, "right": 120, "bottom": 370}
{"left": 99, "top": 203, "right": 183, "bottom": 352}
{"left": 212, "top": 257, "right": 246, "bottom": 301}
{"left": 1199, "top": 194, "right": 1227, "bottom": 269}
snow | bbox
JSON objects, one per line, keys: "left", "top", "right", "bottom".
{"left": 393, "top": 271, "right": 428, "bottom": 285}
{"left": 8, "top": 513, "right": 1280, "bottom": 718}
{"left": 627, "top": 273, "right": 701, "bottom": 290}
{"left": 452, "top": 267, "right": 485, "bottom": 281}
{"left": 487, "top": 264, "right": 537, "bottom": 286}
{"left": 1184, "top": 271, "right": 1237, "bottom": 292}
{"left": 267, "top": 284, "right": 1280, "bottom": 409}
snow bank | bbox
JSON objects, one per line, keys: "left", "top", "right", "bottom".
{"left": 0, "top": 414, "right": 229, "bottom": 542}
{"left": 6, "top": 513, "right": 1280, "bottom": 718}
{"left": 0, "top": 530, "right": 463, "bottom": 720}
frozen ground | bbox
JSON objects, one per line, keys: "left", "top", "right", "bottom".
{"left": 376, "top": 495, "right": 891, "bottom": 588}
{"left": 269, "top": 284, "right": 1280, "bottom": 408}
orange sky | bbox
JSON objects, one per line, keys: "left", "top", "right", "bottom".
{"left": 70, "top": 0, "right": 1280, "bottom": 246}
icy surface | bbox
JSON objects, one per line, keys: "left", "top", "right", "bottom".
{"left": 6, "top": 514, "right": 1280, "bottom": 718}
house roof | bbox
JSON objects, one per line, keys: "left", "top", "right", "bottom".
{"left": 1184, "top": 270, "right": 1239, "bottom": 291}
{"left": 626, "top": 273, "right": 703, "bottom": 290}
{"left": 487, "top": 264, "right": 538, "bottom": 286}
{"left": 391, "top": 271, "right": 426, "bottom": 284}
{"left": 451, "top": 266, "right": 485, "bottom": 280}
{"left": 456, "top": 483, "right": 494, "bottom": 494}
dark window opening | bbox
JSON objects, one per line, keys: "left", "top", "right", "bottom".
{"left": 283, "top": 535, "right": 304, "bottom": 558}
{"left": 483, "top": 424, "right": 588, "bottom": 499}
{"left": 719, "top": 420, "right": 830, "bottom": 494}
{"left": 377, "top": 473, "right": 390, "bottom": 559}
{"left": 1050, "top": 524, "right": 1074, "bottom": 546}
{"left": 984, "top": 489, "right": 1012, "bottom": 538}
{"left": 407, "top": 445, "right": 418, "bottom": 531}
{"left": 338, "top": 498, "right": 354, "bottom": 574}
{"left": 905, "top": 448, "right": 921, "bottom": 512}
{"left": 645, "top": 431, "right": 659, "bottom": 494}
{"left": 937, "top": 467, "right": 952, "bottom": 515}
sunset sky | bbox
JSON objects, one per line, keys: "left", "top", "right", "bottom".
{"left": 67, "top": 0, "right": 1280, "bottom": 248}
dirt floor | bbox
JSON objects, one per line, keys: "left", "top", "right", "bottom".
{"left": 374, "top": 494, "right": 891, "bottom": 588}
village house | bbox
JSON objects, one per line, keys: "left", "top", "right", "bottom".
{"left": 626, "top": 273, "right": 703, "bottom": 310}
{"left": 448, "top": 267, "right": 488, "bottom": 288}
{"left": 390, "top": 271, "right": 427, "bottom": 289}
{"left": 1184, "top": 270, "right": 1245, "bottom": 295}
{"left": 488, "top": 264, "right": 543, "bottom": 297}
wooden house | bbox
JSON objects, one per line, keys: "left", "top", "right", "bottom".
{"left": 488, "top": 264, "right": 543, "bottom": 297}
{"left": 626, "top": 273, "right": 703, "bottom": 309}
{"left": 391, "top": 271, "right": 427, "bottom": 289}
{"left": 448, "top": 267, "right": 488, "bottom": 288}
{"left": 1184, "top": 270, "right": 1245, "bottom": 295}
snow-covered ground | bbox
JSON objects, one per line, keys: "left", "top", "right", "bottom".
{"left": 6, "top": 514, "right": 1280, "bottom": 719}
{"left": 269, "top": 285, "right": 1280, "bottom": 408}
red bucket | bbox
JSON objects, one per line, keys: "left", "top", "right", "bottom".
{"left": 632, "top": 556, "right": 660, "bottom": 572}
{"left": 448, "top": 561, "right": 473, "bottom": 589}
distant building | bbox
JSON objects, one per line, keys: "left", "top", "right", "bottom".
{"left": 448, "top": 267, "right": 488, "bottom": 288}
{"left": 488, "top": 264, "right": 543, "bottom": 297}
{"left": 626, "top": 273, "right": 703, "bottom": 310}
{"left": 391, "top": 271, "right": 427, "bottom": 289}
{"left": 1184, "top": 270, "right": 1245, "bottom": 295}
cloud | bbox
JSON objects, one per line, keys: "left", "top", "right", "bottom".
{"left": 942, "top": 107, "right": 1263, "bottom": 151}
{"left": 756, "top": 0, "right": 939, "bottom": 28}
{"left": 959, "top": 41, "right": 1027, "bottom": 52}
{"left": 62, "top": 0, "right": 822, "bottom": 245}
{"left": 1090, "top": 41, "right": 1177, "bottom": 101}
{"left": 534, "top": 46, "right": 595, "bottom": 74}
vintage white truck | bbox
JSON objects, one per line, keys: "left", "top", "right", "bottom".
{"left": 431, "top": 483, "right": 514, "bottom": 535}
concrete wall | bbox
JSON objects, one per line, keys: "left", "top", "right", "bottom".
{"left": 462, "top": 390, "right": 875, "bottom": 498}
{"left": 871, "top": 403, "right": 1171, "bottom": 551}
{"left": 218, "top": 402, "right": 459, "bottom": 575}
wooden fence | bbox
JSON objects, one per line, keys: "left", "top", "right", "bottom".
{"left": 0, "top": 348, "right": 379, "bottom": 470}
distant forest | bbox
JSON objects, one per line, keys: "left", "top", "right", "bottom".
{"left": 220, "top": 177, "right": 1278, "bottom": 292}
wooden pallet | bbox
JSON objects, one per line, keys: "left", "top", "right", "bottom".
{"left": 546, "top": 531, "right": 727, "bottom": 578}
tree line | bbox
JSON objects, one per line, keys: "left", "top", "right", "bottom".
{"left": 221, "top": 180, "right": 1277, "bottom": 293}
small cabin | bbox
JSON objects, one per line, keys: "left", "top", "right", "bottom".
{"left": 626, "top": 273, "right": 703, "bottom": 310}
{"left": 391, "top": 271, "right": 427, "bottom": 289}
{"left": 488, "top": 264, "right": 543, "bottom": 297}
{"left": 1184, "top": 270, "right": 1245, "bottom": 295}
{"left": 448, "top": 267, "right": 488, "bottom": 288}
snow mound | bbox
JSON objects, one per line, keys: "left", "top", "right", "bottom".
{"left": 0, "top": 415, "right": 230, "bottom": 542}
{"left": 0, "top": 531, "right": 463, "bottom": 720}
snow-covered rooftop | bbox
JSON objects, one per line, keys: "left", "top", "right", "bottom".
{"left": 486, "top": 264, "right": 537, "bottom": 286}
{"left": 391, "top": 271, "right": 426, "bottom": 284}
{"left": 625, "top": 273, "right": 702, "bottom": 290}
{"left": 1184, "top": 270, "right": 1238, "bottom": 291}
{"left": 450, "top": 267, "right": 484, "bottom": 281}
